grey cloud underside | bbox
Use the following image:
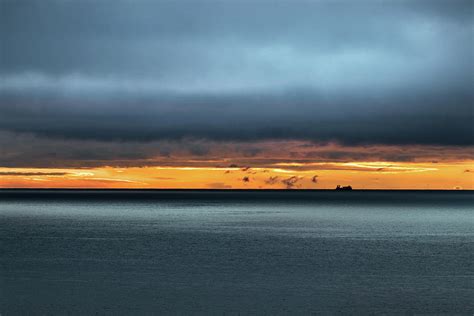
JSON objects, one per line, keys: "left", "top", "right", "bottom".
{"left": 1, "top": 0, "right": 473, "bottom": 146}
{"left": 1, "top": 131, "right": 472, "bottom": 168}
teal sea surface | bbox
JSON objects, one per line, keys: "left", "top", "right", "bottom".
{"left": 1, "top": 190, "right": 473, "bottom": 314}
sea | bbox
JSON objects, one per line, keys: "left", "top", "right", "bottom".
{"left": 1, "top": 190, "right": 473, "bottom": 315}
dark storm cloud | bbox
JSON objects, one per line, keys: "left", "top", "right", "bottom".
{"left": 1, "top": 0, "right": 473, "bottom": 147}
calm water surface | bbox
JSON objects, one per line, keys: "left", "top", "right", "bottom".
{"left": 1, "top": 190, "right": 473, "bottom": 314}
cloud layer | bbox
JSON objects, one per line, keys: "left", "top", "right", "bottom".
{"left": 0, "top": 131, "right": 472, "bottom": 168}
{"left": 1, "top": 0, "right": 473, "bottom": 156}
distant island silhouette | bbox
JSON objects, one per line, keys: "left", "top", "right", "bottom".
{"left": 335, "top": 185, "right": 353, "bottom": 191}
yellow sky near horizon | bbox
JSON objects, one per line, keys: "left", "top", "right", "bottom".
{"left": 1, "top": 160, "right": 473, "bottom": 190}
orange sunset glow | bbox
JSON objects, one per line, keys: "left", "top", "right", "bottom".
{"left": 1, "top": 140, "right": 473, "bottom": 189}
{"left": 2, "top": 160, "right": 472, "bottom": 189}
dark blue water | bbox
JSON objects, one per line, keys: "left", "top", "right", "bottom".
{"left": 1, "top": 190, "right": 473, "bottom": 314}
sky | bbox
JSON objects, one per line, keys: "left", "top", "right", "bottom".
{"left": 1, "top": 0, "right": 473, "bottom": 189}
